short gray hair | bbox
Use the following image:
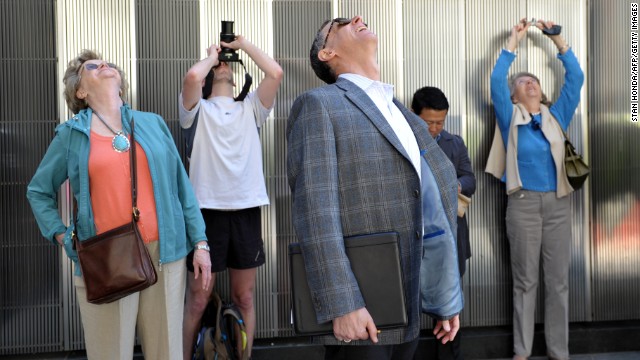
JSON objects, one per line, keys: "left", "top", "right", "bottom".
{"left": 63, "top": 49, "right": 129, "bottom": 114}
{"left": 508, "top": 71, "right": 550, "bottom": 106}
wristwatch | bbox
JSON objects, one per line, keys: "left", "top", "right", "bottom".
{"left": 195, "top": 243, "right": 210, "bottom": 252}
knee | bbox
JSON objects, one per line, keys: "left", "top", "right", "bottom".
{"left": 186, "top": 289, "right": 211, "bottom": 314}
{"left": 231, "top": 290, "right": 254, "bottom": 311}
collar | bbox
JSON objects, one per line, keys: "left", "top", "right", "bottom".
{"left": 339, "top": 73, "right": 395, "bottom": 103}
{"left": 209, "top": 96, "right": 236, "bottom": 104}
{"left": 69, "top": 103, "right": 133, "bottom": 133}
{"left": 436, "top": 130, "right": 455, "bottom": 142}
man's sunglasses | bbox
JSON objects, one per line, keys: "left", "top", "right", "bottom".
{"left": 322, "top": 18, "right": 352, "bottom": 50}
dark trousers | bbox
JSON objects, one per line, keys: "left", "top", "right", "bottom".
{"left": 324, "top": 338, "right": 419, "bottom": 360}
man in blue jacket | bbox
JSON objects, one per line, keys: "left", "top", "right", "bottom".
{"left": 412, "top": 86, "right": 477, "bottom": 360}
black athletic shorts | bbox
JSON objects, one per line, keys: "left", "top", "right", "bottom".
{"left": 187, "top": 207, "right": 265, "bottom": 273}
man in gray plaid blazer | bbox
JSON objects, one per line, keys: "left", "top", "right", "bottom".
{"left": 287, "top": 15, "right": 463, "bottom": 360}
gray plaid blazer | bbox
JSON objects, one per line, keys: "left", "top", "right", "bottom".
{"left": 286, "top": 78, "right": 458, "bottom": 346}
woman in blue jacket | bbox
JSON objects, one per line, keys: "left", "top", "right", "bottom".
{"left": 486, "top": 19, "right": 585, "bottom": 360}
{"left": 26, "top": 49, "right": 211, "bottom": 360}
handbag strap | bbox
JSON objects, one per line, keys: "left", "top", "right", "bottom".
{"left": 73, "top": 115, "right": 139, "bottom": 241}
{"left": 129, "top": 118, "right": 139, "bottom": 222}
{"left": 549, "top": 115, "right": 573, "bottom": 144}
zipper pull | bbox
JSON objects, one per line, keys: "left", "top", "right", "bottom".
{"left": 158, "top": 260, "right": 163, "bottom": 272}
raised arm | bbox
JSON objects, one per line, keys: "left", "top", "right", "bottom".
{"left": 505, "top": 18, "right": 531, "bottom": 53}
{"left": 181, "top": 44, "right": 220, "bottom": 111}
{"left": 222, "top": 35, "right": 283, "bottom": 108}
{"left": 536, "top": 19, "right": 585, "bottom": 129}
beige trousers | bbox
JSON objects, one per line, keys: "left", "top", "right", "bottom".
{"left": 74, "top": 241, "right": 186, "bottom": 360}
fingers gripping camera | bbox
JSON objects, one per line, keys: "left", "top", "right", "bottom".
{"left": 220, "top": 21, "right": 239, "bottom": 62}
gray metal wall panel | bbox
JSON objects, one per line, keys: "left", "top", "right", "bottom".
{"left": 4, "top": 0, "right": 640, "bottom": 356}
{"left": 1, "top": 0, "right": 61, "bottom": 355}
{"left": 590, "top": 0, "right": 640, "bottom": 321}
{"left": 273, "top": 0, "right": 332, "bottom": 337}
{"left": 463, "top": 0, "right": 527, "bottom": 327}
{"left": 403, "top": 0, "right": 465, "bottom": 137}
{"left": 135, "top": 0, "right": 199, "bottom": 160}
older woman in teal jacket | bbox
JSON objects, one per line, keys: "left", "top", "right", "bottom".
{"left": 26, "top": 49, "right": 211, "bottom": 360}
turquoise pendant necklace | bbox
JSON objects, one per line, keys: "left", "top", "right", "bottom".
{"left": 92, "top": 109, "right": 130, "bottom": 152}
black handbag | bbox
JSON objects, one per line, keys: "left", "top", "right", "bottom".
{"left": 73, "top": 118, "right": 157, "bottom": 304}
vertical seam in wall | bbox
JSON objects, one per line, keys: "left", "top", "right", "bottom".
{"left": 460, "top": 0, "right": 467, "bottom": 141}
{"left": 582, "top": 0, "right": 593, "bottom": 322}
{"left": 396, "top": 0, "right": 404, "bottom": 102}
{"left": 130, "top": 0, "right": 137, "bottom": 109}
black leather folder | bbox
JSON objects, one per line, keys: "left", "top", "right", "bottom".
{"left": 288, "top": 232, "right": 407, "bottom": 335}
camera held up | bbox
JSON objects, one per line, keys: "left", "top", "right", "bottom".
{"left": 220, "top": 21, "right": 239, "bottom": 62}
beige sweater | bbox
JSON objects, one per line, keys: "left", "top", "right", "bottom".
{"left": 485, "top": 103, "right": 574, "bottom": 198}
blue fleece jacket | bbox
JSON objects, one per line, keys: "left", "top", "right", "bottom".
{"left": 27, "top": 105, "right": 206, "bottom": 274}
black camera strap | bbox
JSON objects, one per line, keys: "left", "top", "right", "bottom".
{"left": 234, "top": 59, "right": 253, "bottom": 102}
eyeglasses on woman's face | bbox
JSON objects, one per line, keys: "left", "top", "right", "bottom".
{"left": 77, "top": 61, "right": 118, "bottom": 84}
{"left": 515, "top": 76, "right": 539, "bottom": 87}
{"left": 83, "top": 62, "right": 117, "bottom": 71}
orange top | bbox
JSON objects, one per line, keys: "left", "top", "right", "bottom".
{"left": 89, "top": 131, "right": 159, "bottom": 243}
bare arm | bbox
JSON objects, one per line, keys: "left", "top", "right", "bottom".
{"left": 505, "top": 18, "right": 531, "bottom": 52}
{"left": 182, "top": 45, "right": 220, "bottom": 110}
{"left": 222, "top": 35, "right": 283, "bottom": 108}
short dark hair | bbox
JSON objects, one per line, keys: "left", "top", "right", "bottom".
{"left": 411, "top": 86, "right": 449, "bottom": 114}
{"left": 309, "top": 19, "right": 338, "bottom": 84}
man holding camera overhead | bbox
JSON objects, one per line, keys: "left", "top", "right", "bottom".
{"left": 179, "top": 24, "right": 283, "bottom": 360}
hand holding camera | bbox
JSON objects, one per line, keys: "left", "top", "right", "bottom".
{"left": 206, "top": 44, "right": 221, "bottom": 64}
{"left": 528, "top": 18, "right": 562, "bottom": 36}
{"left": 220, "top": 35, "right": 245, "bottom": 52}
{"left": 220, "top": 20, "right": 242, "bottom": 62}
{"left": 507, "top": 18, "right": 564, "bottom": 53}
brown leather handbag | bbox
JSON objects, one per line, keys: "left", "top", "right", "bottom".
{"left": 73, "top": 118, "right": 157, "bottom": 304}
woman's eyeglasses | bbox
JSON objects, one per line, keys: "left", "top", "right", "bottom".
{"left": 322, "top": 18, "right": 352, "bottom": 50}
{"left": 83, "top": 62, "right": 117, "bottom": 71}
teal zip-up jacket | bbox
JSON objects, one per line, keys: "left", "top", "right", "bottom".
{"left": 27, "top": 104, "right": 206, "bottom": 275}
